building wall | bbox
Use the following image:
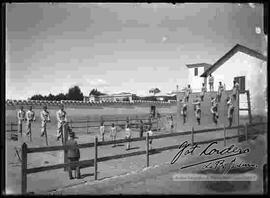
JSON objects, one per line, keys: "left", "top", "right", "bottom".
{"left": 188, "top": 67, "right": 205, "bottom": 92}
{"left": 208, "top": 52, "right": 267, "bottom": 115}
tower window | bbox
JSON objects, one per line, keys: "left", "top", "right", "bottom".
{"left": 194, "top": 68, "right": 198, "bottom": 76}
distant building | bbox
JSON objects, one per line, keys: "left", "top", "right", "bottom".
{"left": 186, "top": 63, "right": 212, "bottom": 92}
{"left": 84, "top": 92, "right": 133, "bottom": 102}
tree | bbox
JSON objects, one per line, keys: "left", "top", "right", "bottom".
{"left": 89, "top": 88, "right": 105, "bottom": 96}
{"left": 30, "top": 94, "right": 44, "bottom": 100}
{"left": 67, "top": 85, "right": 84, "bottom": 101}
{"left": 149, "top": 88, "right": 161, "bottom": 96}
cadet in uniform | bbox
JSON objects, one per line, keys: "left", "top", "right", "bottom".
{"left": 182, "top": 101, "right": 188, "bottom": 124}
{"left": 100, "top": 121, "right": 105, "bottom": 142}
{"left": 40, "top": 105, "right": 51, "bottom": 137}
{"left": 56, "top": 104, "right": 67, "bottom": 141}
{"left": 227, "top": 96, "right": 235, "bottom": 127}
{"left": 232, "top": 80, "right": 240, "bottom": 101}
{"left": 209, "top": 74, "right": 214, "bottom": 92}
{"left": 217, "top": 82, "right": 224, "bottom": 102}
{"left": 110, "top": 123, "right": 117, "bottom": 147}
{"left": 193, "top": 99, "right": 201, "bottom": 125}
{"left": 66, "top": 132, "right": 81, "bottom": 180}
{"left": 17, "top": 106, "right": 26, "bottom": 135}
{"left": 210, "top": 97, "right": 219, "bottom": 125}
{"left": 200, "top": 83, "right": 206, "bottom": 101}
{"left": 125, "top": 124, "right": 131, "bottom": 150}
{"left": 185, "top": 85, "right": 192, "bottom": 102}
{"left": 26, "top": 106, "right": 36, "bottom": 136}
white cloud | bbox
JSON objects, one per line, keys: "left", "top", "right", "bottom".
{"left": 87, "top": 78, "right": 109, "bottom": 87}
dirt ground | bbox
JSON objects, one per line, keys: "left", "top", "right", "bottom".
{"left": 5, "top": 108, "right": 267, "bottom": 194}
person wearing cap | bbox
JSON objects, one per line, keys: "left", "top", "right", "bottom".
{"left": 66, "top": 132, "right": 81, "bottom": 180}
{"left": 17, "top": 106, "right": 26, "bottom": 135}
{"left": 125, "top": 124, "right": 132, "bottom": 150}
{"left": 56, "top": 104, "right": 67, "bottom": 141}
{"left": 40, "top": 105, "right": 51, "bottom": 137}
{"left": 100, "top": 121, "right": 105, "bottom": 142}
{"left": 26, "top": 106, "right": 36, "bottom": 136}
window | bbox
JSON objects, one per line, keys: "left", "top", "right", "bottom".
{"left": 194, "top": 68, "right": 198, "bottom": 76}
{"left": 234, "top": 76, "right": 245, "bottom": 92}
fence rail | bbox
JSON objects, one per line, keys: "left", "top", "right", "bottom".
{"left": 20, "top": 122, "right": 267, "bottom": 194}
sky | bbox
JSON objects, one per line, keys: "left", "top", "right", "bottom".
{"left": 6, "top": 3, "right": 265, "bottom": 100}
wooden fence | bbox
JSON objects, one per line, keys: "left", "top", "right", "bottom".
{"left": 20, "top": 122, "right": 266, "bottom": 194}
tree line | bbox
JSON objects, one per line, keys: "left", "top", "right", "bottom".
{"left": 30, "top": 86, "right": 176, "bottom": 102}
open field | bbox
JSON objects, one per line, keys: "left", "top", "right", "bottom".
{"left": 5, "top": 99, "right": 267, "bottom": 194}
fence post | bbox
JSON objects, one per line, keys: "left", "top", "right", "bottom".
{"left": 223, "top": 125, "right": 226, "bottom": 146}
{"left": 245, "top": 123, "right": 248, "bottom": 142}
{"left": 94, "top": 136, "right": 98, "bottom": 180}
{"left": 64, "top": 123, "right": 68, "bottom": 171}
{"left": 146, "top": 133, "right": 149, "bottom": 167}
{"left": 191, "top": 127, "right": 194, "bottom": 146}
{"left": 21, "top": 143, "right": 27, "bottom": 194}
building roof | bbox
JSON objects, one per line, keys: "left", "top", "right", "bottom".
{"left": 186, "top": 63, "right": 212, "bottom": 69}
{"left": 200, "top": 44, "right": 267, "bottom": 77}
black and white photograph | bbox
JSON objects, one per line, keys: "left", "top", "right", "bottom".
{"left": 4, "top": 2, "right": 268, "bottom": 195}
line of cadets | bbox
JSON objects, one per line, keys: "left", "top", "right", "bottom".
{"left": 181, "top": 79, "right": 240, "bottom": 127}
{"left": 17, "top": 104, "right": 153, "bottom": 151}
{"left": 17, "top": 104, "right": 68, "bottom": 142}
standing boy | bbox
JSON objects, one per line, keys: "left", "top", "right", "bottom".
{"left": 193, "top": 99, "right": 201, "bottom": 125}
{"left": 210, "top": 97, "right": 219, "bottom": 125}
{"left": 110, "top": 123, "right": 117, "bottom": 147}
{"left": 217, "top": 82, "right": 224, "bottom": 102}
{"left": 125, "top": 124, "right": 132, "bottom": 150}
{"left": 17, "top": 106, "right": 26, "bottom": 135}
{"left": 209, "top": 74, "right": 214, "bottom": 92}
{"left": 40, "top": 105, "right": 51, "bottom": 137}
{"left": 232, "top": 80, "right": 240, "bottom": 101}
{"left": 56, "top": 104, "right": 67, "bottom": 141}
{"left": 100, "top": 121, "right": 105, "bottom": 142}
{"left": 26, "top": 106, "right": 36, "bottom": 136}
{"left": 185, "top": 85, "right": 192, "bottom": 102}
{"left": 227, "top": 96, "right": 235, "bottom": 127}
{"left": 182, "top": 101, "right": 188, "bottom": 124}
{"left": 200, "top": 83, "right": 206, "bottom": 101}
